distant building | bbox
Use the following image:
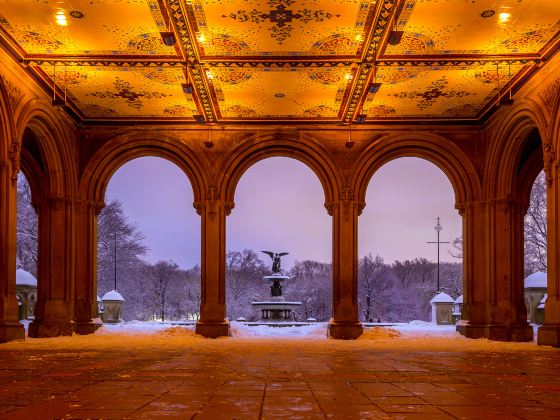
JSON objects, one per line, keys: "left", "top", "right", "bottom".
{"left": 16, "top": 269, "right": 37, "bottom": 320}
{"left": 524, "top": 272, "right": 547, "bottom": 324}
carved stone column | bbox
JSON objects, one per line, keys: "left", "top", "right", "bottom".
{"left": 538, "top": 150, "right": 560, "bottom": 346}
{"left": 195, "top": 197, "right": 230, "bottom": 338}
{"left": 28, "top": 195, "right": 75, "bottom": 337}
{"left": 458, "top": 196, "right": 532, "bottom": 341}
{"left": 327, "top": 195, "right": 363, "bottom": 339}
{"left": 0, "top": 156, "right": 25, "bottom": 342}
{"left": 74, "top": 199, "right": 104, "bottom": 334}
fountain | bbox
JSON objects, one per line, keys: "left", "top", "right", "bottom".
{"left": 252, "top": 251, "right": 301, "bottom": 321}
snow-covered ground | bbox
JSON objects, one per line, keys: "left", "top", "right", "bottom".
{"left": 4, "top": 319, "right": 553, "bottom": 353}
{"left": 93, "top": 319, "right": 458, "bottom": 339}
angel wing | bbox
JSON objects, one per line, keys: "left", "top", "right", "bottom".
{"left": 261, "top": 251, "right": 274, "bottom": 259}
{"left": 278, "top": 252, "right": 289, "bottom": 257}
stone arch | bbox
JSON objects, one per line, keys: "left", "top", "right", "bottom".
{"left": 80, "top": 133, "right": 205, "bottom": 208}
{"left": 354, "top": 133, "right": 481, "bottom": 208}
{"left": 550, "top": 82, "right": 560, "bottom": 154}
{"left": 221, "top": 134, "right": 339, "bottom": 210}
{"left": 0, "top": 76, "right": 15, "bottom": 163}
{"left": 16, "top": 100, "right": 78, "bottom": 199}
{"left": 485, "top": 100, "right": 548, "bottom": 199}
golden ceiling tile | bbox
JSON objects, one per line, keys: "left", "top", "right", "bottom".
{"left": 363, "top": 63, "right": 524, "bottom": 118}
{"left": 191, "top": 0, "right": 371, "bottom": 57}
{"left": 387, "top": 0, "right": 560, "bottom": 55}
{"left": 40, "top": 65, "right": 197, "bottom": 118}
{"left": 0, "top": 0, "right": 175, "bottom": 55}
{"left": 209, "top": 66, "right": 352, "bottom": 119}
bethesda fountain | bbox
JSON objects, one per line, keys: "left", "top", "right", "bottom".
{"left": 252, "top": 251, "right": 301, "bottom": 321}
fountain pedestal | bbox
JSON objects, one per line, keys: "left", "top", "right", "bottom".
{"left": 252, "top": 274, "right": 301, "bottom": 321}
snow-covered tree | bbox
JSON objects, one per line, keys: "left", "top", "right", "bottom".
{"left": 524, "top": 171, "right": 547, "bottom": 274}
{"left": 16, "top": 173, "right": 38, "bottom": 276}
{"left": 97, "top": 199, "right": 147, "bottom": 294}
{"left": 226, "top": 249, "right": 268, "bottom": 319}
{"left": 358, "top": 254, "right": 393, "bottom": 322}
{"left": 143, "top": 260, "right": 181, "bottom": 321}
{"left": 289, "top": 260, "right": 331, "bottom": 321}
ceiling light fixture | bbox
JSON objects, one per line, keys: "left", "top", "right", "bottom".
{"left": 368, "top": 45, "right": 382, "bottom": 94}
{"left": 500, "top": 62, "right": 514, "bottom": 105}
{"left": 368, "top": 82, "right": 382, "bottom": 94}
{"left": 356, "top": 114, "right": 367, "bottom": 124}
{"left": 387, "top": 2, "right": 404, "bottom": 45}
{"left": 160, "top": 31, "right": 176, "bottom": 46}
{"left": 182, "top": 83, "right": 194, "bottom": 94}
{"left": 345, "top": 73, "right": 353, "bottom": 80}
{"left": 54, "top": 9, "right": 68, "bottom": 26}
{"left": 193, "top": 115, "right": 205, "bottom": 123}
{"left": 158, "top": 3, "right": 176, "bottom": 46}
{"left": 387, "top": 30, "right": 404, "bottom": 45}
{"left": 345, "top": 124, "right": 354, "bottom": 148}
{"left": 498, "top": 12, "right": 511, "bottom": 24}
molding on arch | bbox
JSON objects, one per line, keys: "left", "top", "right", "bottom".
{"left": 353, "top": 133, "right": 481, "bottom": 210}
{"left": 220, "top": 133, "right": 340, "bottom": 211}
{"left": 79, "top": 132, "right": 205, "bottom": 207}
{"left": 0, "top": 76, "right": 15, "bottom": 158}
{"left": 485, "top": 101, "right": 547, "bottom": 198}
{"left": 15, "top": 100, "right": 78, "bottom": 198}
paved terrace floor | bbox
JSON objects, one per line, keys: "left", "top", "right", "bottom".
{"left": 0, "top": 328, "right": 559, "bottom": 419}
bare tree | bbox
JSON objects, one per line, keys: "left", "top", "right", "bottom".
{"left": 358, "top": 254, "right": 390, "bottom": 322}
{"left": 144, "top": 260, "right": 180, "bottom": 321}
{"left": 16, "top": 173, "right": 38, "bottom": 276}
{"left": 97, "top": 199, "right": 147, "bottom": 294}
{"left": 524, "top": 171, "right": 547, "bottom": 274}
{"left": 226, "top": 249, "right": 268, "bottom": 319}
{"left": 289, "top": 260, "right": 331, "bottom": 321}
{"left": 392, "top": 260, "right": 415, "bottom": 288}
{"left": 448, "top": 236, "right": 463, "bottom": 259}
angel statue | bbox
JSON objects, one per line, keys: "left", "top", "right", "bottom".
{"left": 261, "top": 251, "right": 289, "bottom": 274}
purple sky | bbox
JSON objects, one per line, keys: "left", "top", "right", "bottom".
{"left": 105, "top": 156, "right": 461, "bottom": 269}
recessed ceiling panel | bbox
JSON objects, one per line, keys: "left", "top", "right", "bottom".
{"left": 192, "top": 0, "right": 371, "bottom": 57}
{"left": 363, "top": 63, "right": 524, "bottom": 119}
{"left": 387, "top": 0, "right": 560, "bottom": 55}
{"left": 0, "top": 0, "right": 174, "bottom": 55}
{"left": 39, "top": 65, "right": 197, "bottom": 118}
{"left": 209, "top": 66, "right": 353, "bottom": 119}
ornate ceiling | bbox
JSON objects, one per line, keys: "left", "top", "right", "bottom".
{"left": 0, "top": 0, "right": 558, "bottom": 124}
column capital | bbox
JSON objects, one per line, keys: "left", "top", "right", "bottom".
{"left": 194, "top": 199, "right": 234, "bottom": 218}
{"left": 8, "top": 140, "right": 20, "bottom": 185}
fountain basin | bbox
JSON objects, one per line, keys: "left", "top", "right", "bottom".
{"left": 252, "top": 301, "right": 302, "bottom": 320}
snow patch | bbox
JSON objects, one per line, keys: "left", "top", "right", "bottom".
{"left": 16, "top": 269, "right": 37, "bottom": 287}
{"left": 359, "top": 327, "right": 401, "bottom": 340}
{"left": 525, "top": 271, "right": 547, "bottom": 289}
{"left": 101, "top": 290, "right": 124, "bottom": 301}
{"left": 430, "top": 292, "right": 454, "bottom": 303}
{"left": 230, "top": 321, "right": 327, "bottom": 338}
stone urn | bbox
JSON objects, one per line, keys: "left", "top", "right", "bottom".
{"left": 430, "top": 292, "right": 455, "bottom": 325}
{"left": 101, "top": 290, "right": 124, "bottom": 323}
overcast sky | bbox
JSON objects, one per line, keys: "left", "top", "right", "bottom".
{"left": 105, "top": 156, "right": 462, "bottom": 269}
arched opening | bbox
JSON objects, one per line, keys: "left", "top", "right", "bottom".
{"left": 16, "top": 171, "right": 38, "bottom": 324}
{"left": 16, "top": 127, "right": 48, "bottom": 333}
{"left": 516, "top": 128, "right": 546, "bottom": 329}
{"left": 226, "top": 157, "right": 332, "bottom": 329}
{"left": 358, "top": 157, "right": 463, "bottom": 329}
{"left": 98, "top": 157, "right": 200, "bottom": 324}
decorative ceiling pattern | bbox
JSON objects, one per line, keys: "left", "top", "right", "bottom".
{"left": 0, "top": 0, "right": 558, "bottom": 123}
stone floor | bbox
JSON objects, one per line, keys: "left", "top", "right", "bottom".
{"left": 0, "top": 331, "right": 559, "bottom": 419}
